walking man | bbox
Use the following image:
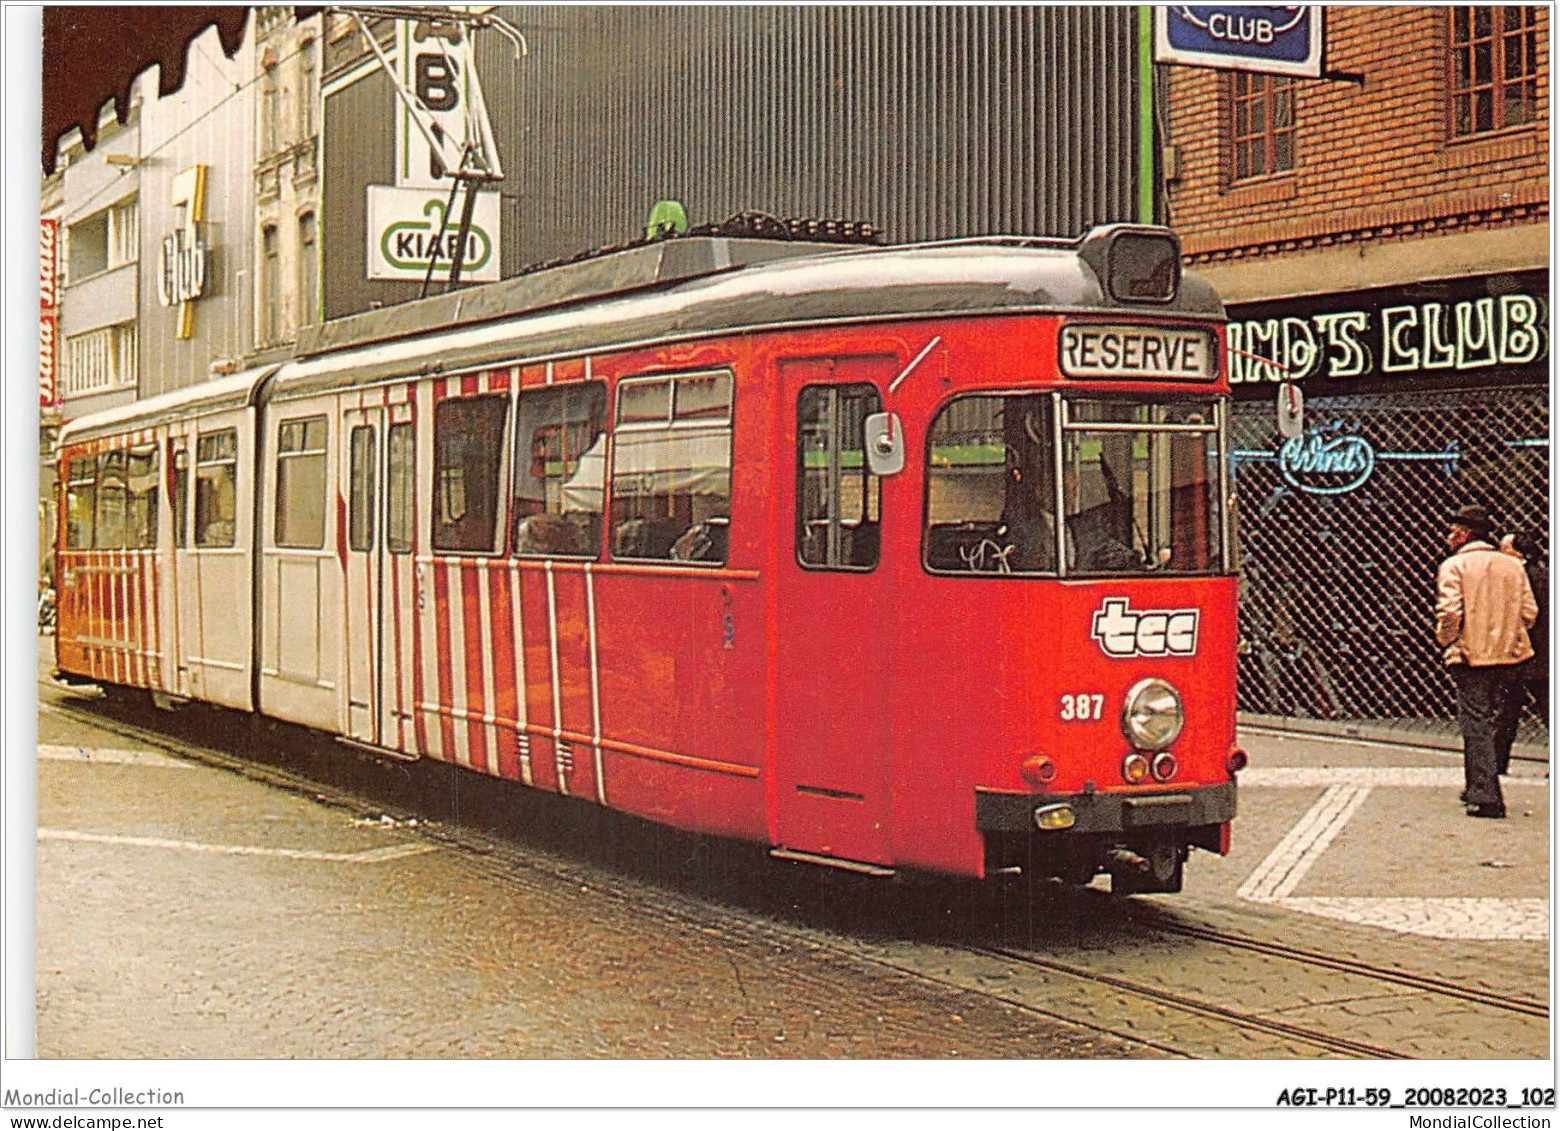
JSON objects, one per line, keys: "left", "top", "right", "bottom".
{"left": 1435, "top": 506, "right": 1538, "bottom": 818}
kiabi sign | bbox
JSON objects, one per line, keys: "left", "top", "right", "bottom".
{"left": 366, "top": 185, "right": 501, "bottom": 282}
{"left": 1228, "top": 291, "right": 1547, "bottom": 386}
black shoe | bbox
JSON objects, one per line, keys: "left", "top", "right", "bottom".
{"left": 1466, "top": 804, "right": 1506, "bottom": 819}
{"left": 1459, "top": 790, "right": 1468, "bottom": 803}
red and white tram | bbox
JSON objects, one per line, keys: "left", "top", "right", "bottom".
{"left": 54, "top": 224, "right": 1240, "bottom": 892}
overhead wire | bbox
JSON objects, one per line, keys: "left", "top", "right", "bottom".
{"left": 58, "top": 26, "right": 319, "bottom": 226}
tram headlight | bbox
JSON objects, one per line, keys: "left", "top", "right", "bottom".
{"left": 1121, "top": 678, "right": 1184, "bottom": 752}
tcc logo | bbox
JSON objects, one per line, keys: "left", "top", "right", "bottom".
{"left": 1091, "top": 598, "right": 1200, "bottom": 658}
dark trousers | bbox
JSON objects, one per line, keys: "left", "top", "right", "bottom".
{"left": 1453, "top": 664, "right": 1517, "bottom": 810}
{"left": 1494, "top": 662, "right": 1549, "bottom": 775}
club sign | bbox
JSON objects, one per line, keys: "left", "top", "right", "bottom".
{"left": 1155, "top": 6, "right": 1324, "bottom": 78}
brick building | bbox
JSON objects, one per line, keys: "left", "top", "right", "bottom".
{"left": 1165, "top": 6, "right": 1549, "bottom": 740}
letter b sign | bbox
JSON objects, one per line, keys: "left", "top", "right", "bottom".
{"left": 415, "top": 54, "right": 460, "bottom": 112}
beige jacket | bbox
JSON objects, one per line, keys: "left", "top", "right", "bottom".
{"left": 1435, "top": 541, "right": 1538, "bottom": 666}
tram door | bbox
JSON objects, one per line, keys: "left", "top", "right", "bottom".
{"left": 341, "top": 406, "right": 384, "bottom": 744}
{"left": 774, "top": 357, "right": 897, "bottom": 866}
{"left": 341, "top": 401, "right": 419, "bottom": 749}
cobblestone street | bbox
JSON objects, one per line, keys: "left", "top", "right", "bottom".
{"left": 30, "top": 645, "right": 1549, "bottom": 1066}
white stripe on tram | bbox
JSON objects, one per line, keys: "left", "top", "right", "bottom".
{"left": 586, "top": 563, "right": 605, "bottom": 804}
{"left": 545, "top": 561, "right": 567, "bottom": 796}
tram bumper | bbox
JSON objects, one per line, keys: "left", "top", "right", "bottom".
{"left": 976, "top": 782, "right": 1237, "bottom": 892}
{"left": 976, "top": 782, "right": 1236, "bottom": 835}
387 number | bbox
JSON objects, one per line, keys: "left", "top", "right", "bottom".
{"left": 1060, "top": 693, "right": 1106, "bottom": 721}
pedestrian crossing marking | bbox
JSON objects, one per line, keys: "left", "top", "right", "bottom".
{"left": 36, "top": 744, "right": 194, "bottom": 769}
{"left": 1239, "top": 773, "right": 1548, "bottom": 940}
{"left": 38, "top": 827, "right": 438, "bottom": 864}
{"left": 1242, "top": 766, "right": 1548, "bottom": 789}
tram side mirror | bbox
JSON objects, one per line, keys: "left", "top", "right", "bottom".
{"left": 1277, "top": 383, "right": 1304, "bottom": 439}
{"left": 864, "top": 412, "right": 905, "bottom": 476}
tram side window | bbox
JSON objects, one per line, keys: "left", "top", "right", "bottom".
{"left": 275, "top": 416, "right": 329, "bottom": 550}
{"left": 610, "top": 372, "right": 733, "bottom": 564}
{"left": 194, "top": 429, "right": 239, "bottom": 548}
{"left": 924, "top": 394, "right": 1056, "bottom": 575}
{"left": 64, "top": 455, "right": 96, "bottom": 550}
{"left": 94, "top": 451, "right": 128, "bottom": 551}
{"left": 348, "top": 425, "right": 376, "bottom": 553}
{"left": 797, "top": 385, "right": 882, "bottom": 570}
{"left": 513, "top": 382, "right": 606, "bottom": 558}
{"left": 433, "top": 395, "right": 510, "bottom": 553}
{"left": 171, "top": 444, "right": 188, "bottom": 547}
{"left": 126, "top": 443, "right": 159, "bottom": 549}
{"left": 386, "top": 422, "right": 415, "bottom": 554}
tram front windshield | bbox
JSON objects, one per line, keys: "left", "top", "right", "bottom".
{"left": 924, "top": 393, "right": 1226, "bottom": 576}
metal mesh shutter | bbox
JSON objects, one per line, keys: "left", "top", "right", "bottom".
{"left": 1230, "top": 387, "right": 1549, "bottom": 745}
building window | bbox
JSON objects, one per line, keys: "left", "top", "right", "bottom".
{"left": 298, "top": 212, "right": 318, "bottom": 327}
{"left": 610, "top": 372, "right": 733, "bottom": 564}
{"left": 1449, "top": 7, "right": 1540, "bottom": 136}
{"left": 64, "top": 322, "right": 137, "bottom": 397}
{"left": 260, "top": 224, "right": 281, "bottom": 346}
{"left": 300, "top": 37, "right": 318, "bottom": 138}
{"left": 513, "top": 383, "right": 606, "bottom": 558}
{"left": 275, "top": 416, "right": 329, "bottom": 549}
{"left": 432, "top": 395, "right": 510, "bottom": 553}
{"left": 797, "top": 385, "right": 882, "bottom": 570}
{"left": 1231, "top": 72, "right": 1296, "bottom": 181}
{"left": 260, "top": 62, "right": 279, "bottom": 154}
{"left": 67, "top": 198, "right": 137, "bottom": 281}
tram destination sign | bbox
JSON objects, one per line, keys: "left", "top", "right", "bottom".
{"left": 1059, "top": 323, "right": 1216, "bottom": 381}
{"left": 1155, "top": 6, "right": 1324, "bottom": 78}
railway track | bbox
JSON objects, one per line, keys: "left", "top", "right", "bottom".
{"left": 38, "top": 684, "right": 1549, "bottom": 1060}
{"left": 1129, "top": 913, "right": 1549, "bottom": 1018}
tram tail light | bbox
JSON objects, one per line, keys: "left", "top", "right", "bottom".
{"left": 1020, "top": 753, "right": 1057, "bottom": 786}
{"left": 1151, "top": 751, "right": 1178, "bottom": 782}
{"left": 1121, "top": 752, "right": 1151, "bottom": 785}
{"left": 1226, "top": 746, "right": 1249, "bottom": 775}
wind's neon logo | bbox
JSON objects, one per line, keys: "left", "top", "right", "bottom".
{"left": 1278, "top": 424, "right": 1375, "bottom": 495}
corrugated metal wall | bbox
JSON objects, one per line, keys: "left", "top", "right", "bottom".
{"left": 324, "top": 6, "right": 1141, "bottom": 319}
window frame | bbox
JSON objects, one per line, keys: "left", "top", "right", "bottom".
{"left": 274, "top": 415, "right": 330, "bottom": 551}
{"left": 796, "top": 383, "right": 883, "bottom": 573}
{"left": 125, "top": 441, "right": 159, "bottom": 549}
{"left": 1447, "top": 6, "right": 1541, "bottom": 139}
{"left": 386, "top": 421, "right": 416, "bottom": 555}
{"left": 609, "top": 370, "right": 736, "bottom": 566}
{"left": 194, "top": 428, "right": 240, "bottom": 549}
{"left": 64, "top": 453, "right": 97, "bottom": 551}
{"left": 1229, "top": 71, "right": 1297, "bottom": 182}
{"left": 512, "top": 380, "right": 608, "bottom": 560}
{"left": 348, "top": 423, "right": 377, "bottom": 554}
{"left": 431, "top": 393, "right": 511, "bottom": 555}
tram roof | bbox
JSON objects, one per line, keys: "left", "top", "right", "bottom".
{"left": 272, "top": 230, "right": 1224, "bottom": 398}
{"left": 58, "top": 365, "right": 281, "bottom": 446}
